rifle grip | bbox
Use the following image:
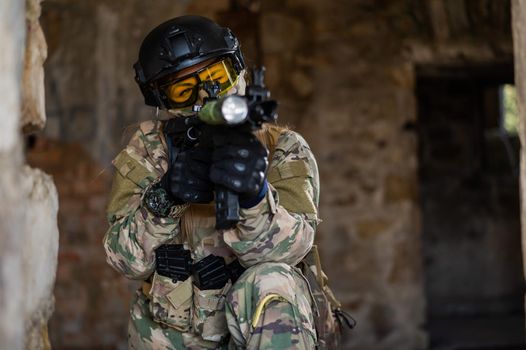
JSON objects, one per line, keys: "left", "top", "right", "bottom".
{"left": 215, "top": 186, "right": 240, "bottom": 229}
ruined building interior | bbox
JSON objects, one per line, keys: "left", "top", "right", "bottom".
{"left": 1, "top": 0, "right": 526, "bottom": 349}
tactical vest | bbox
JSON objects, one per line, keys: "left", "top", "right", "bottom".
{"left": 143, "top": 121, "right": 353, "bottom": 349}
{"left": 177, "top": 123, "right": 350, "bottom": 349}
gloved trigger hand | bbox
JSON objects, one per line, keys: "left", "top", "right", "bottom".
{"left": 163, "top": 145, "right": 214, "bottom": 204}
{"left": 210, "top": 130, "right": 269, "bottom": 197}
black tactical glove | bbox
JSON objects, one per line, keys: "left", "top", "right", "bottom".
{"left": 162, "top": 145, "right": 214, "bottom": 204}
{"left": 210, "top": 129, "right": 268, "bottom": 205}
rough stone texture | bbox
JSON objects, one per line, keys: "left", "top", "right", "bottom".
{"left": 22, "top": 166, "right": 58, "bottom": 350}
{"left": 0, "top": 1, "right": 25, "bottom": 153}
{"left": 27, "top": 138, "right": 137, "bottom": 349}
{"left": 512, "top": 0, "right": 526, "bottom": 317}
{"left": 22, "top": 0, "right": 48, "bottom": 133}
{"left": 0, "top": 0, "right": 59, "bottom": 349}
{"left": 41, "top": 0, "right": 193, "bottom": 166}
{"left": 0, "top": 0, "right": 28, "bottom": 349}
{"left": 0, "top": 157, "right": 25, "bottom": 350}
{"left": 35, "top": 2, "right": 209, "bottom": 348}
{"left": 257, "top": 1, "right": 512, "bottom": 349}
{"left": 22, "top": 1, "right": 60, "bottom": 348}
{"left": 36, "top": 1, "right": 515, "bottom": 349}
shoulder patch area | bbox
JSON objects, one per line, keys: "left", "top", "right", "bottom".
{"left": 112, "top": 150, "right": 156, "bottom": 189}
{"left": 267, "top": 160, "right": 312, "bottom": 183}
{"left": 111, "top": 121, "right": 167, "bottom": 189}
{"left": 274, "top": 130, "right": 311, "bottom": 153}
{"left": 267, "top": 130, "right": 318, "bottom": 216}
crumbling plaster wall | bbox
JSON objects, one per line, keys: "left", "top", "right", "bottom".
{"left": 37, "top": 1, "right": 513, "bottom": 349}
{"left": 0, "top": 1, "right": 27, "bottom": 347}
{"left": 512, "top": 0, "right": 526, "bottom": 322}
{"left": 0, "top": 0, "right": 59, "bottom": 350}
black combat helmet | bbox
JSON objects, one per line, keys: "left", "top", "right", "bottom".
{"left": 134, "top": 15, "right": 245, "bottom": 109}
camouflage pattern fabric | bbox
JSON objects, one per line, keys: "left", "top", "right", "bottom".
{"left": 226, "top": 263, "right": 316, "bottom": 349}
{"left": 103, "top": 120, "right": 320, "bottom": 349}
{"left": 104, "top": 121, "right": 179, "bottom": 280}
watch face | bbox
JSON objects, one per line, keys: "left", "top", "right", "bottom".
{"left": 146, "top": 186, "right": 172, "bottom": 217}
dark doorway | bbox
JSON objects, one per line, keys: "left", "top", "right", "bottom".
{"left": 416, "top": 63, "right": 525, "bottom": 350}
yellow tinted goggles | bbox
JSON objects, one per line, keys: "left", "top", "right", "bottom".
{"left": 162, "top": 59, "right": 239, "bottom": 108}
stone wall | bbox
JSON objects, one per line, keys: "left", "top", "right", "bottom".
{"left": 258, "top": 1, "right": 512, "bottom": 349}
{"left": 36, "top": 2, "right": 210, "bottom": 347}
{"left": 41, "top": 0, "right": 230, "bottom": 165}
{"left": 0, "top": 1, "right": 27, "bottom": 348}
{"left": 512, "top": 0, "right": 526, "bottom": 327}
{"left": 35, "top": 1, "right": 514, "bottom": 349}
{"left": 0, "top": 0, "right": 59, "bottom": 349}
{"left": 27, "top": 139, "right": 130, "bottom": 348}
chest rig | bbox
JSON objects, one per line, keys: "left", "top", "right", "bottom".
{"left": 156, "top": 120, "right": 353, "bottom": 347}
{"left": 155, "top": 118, "right": 268, "bottom": 290}
{"left": 153, "top": 120, "right": 281, "bottom": 290}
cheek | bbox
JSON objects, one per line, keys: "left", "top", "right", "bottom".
{"left": 225, "top": 86, "right": 237, "bottom": 96}
{"left": 197, "top": 89, "right": 209, "bottom": 103}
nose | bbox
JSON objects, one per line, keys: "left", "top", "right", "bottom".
{"left": 202, "top": 80, "right": 221, "bottom": 98}
{"left": 196, "top": 80, "right": 221, "bottom": 106}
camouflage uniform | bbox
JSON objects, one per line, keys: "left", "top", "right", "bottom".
{"left": 103, "top": 120, "right": 320, "bottom": 349}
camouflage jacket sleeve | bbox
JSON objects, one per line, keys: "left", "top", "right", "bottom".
{"left": 103, "top": 121, "right": 180, "bottom": 280}
{"left": 223, "top": 130, "right": 319, "bottom": 267}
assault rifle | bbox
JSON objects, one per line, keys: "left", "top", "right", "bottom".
{"left": 177, "top": 67, "right": 278, "bottom": 229}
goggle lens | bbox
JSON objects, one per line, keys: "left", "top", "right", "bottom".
{"left": 166, "top": 76, "right": 198, "bottom": 104}
{"left": 163, "top": 59, "right": 239, "bottom": 108}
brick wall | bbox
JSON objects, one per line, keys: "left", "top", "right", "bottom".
{"left": 27, "top": 138, "right": 135, "bottom": 348}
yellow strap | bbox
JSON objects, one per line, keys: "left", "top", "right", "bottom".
{"left": 251, "top": 294, "right": 288, "bottom": 328}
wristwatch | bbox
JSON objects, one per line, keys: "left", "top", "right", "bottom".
{"left": 143, "top": 182, "right": 189, "bottom": 218}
